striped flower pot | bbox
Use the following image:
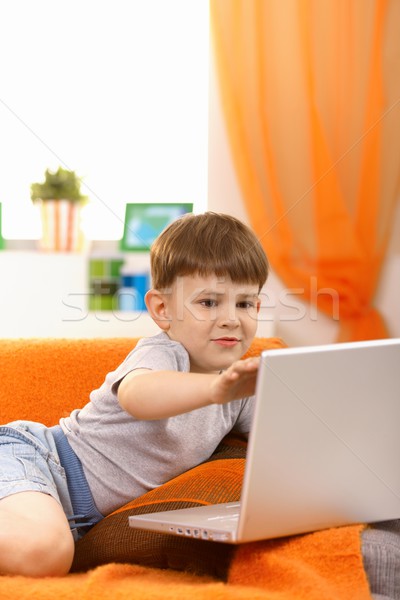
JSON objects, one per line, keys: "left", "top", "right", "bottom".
{"left": 39, "top": 199, "right": 84, "bottom": 251}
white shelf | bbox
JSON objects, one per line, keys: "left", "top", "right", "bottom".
{"left": 0, "top": 251, "right": 158, "bottom": 338}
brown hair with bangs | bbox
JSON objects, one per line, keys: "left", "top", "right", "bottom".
{"left": 150, "top": 212, "right": 269, "bottom": 291}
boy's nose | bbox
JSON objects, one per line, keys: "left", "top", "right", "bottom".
{"left": 217, "top": 311, "right": 240, "bottom": 328}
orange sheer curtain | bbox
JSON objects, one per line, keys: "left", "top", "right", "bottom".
{"left": 211, "top": 0, "right": 400, "bottom": 342}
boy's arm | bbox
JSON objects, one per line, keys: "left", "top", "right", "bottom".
{"left": 117, "top": 357, "right": 259, "bottom": 420}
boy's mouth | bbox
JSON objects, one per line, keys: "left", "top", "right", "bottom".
{"left": 212, "top": 337, "right": 240, "bottom": 347}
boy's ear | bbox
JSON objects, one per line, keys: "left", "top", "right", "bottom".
{"left": 145, "top": 289, "right": 171, "bottom": 331}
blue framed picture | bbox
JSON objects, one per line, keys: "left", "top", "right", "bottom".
{"left": 120, "top": 203, "right": 193, "bottom": 252}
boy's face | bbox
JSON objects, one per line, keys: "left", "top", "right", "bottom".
{"left": 160, "top": 274, "right": 260, "bottom": 374}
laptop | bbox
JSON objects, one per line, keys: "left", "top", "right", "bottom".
{"left": 129, "top": 338, "right": 400, "bottom": 543}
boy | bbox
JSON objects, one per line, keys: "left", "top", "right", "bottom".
{"left": 0, "top": 212, "right": 269, "bottom": 577}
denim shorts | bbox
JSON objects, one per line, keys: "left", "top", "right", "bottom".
{"left": 0, "top": 420, "right": 103, "bottom": 540}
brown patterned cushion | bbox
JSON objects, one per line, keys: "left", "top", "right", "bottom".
{"left": 72, "top": 435, "right": 247, "bottom": 578}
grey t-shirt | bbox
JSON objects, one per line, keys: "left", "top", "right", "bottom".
{"left": 60, "top": 332, "right": 254, "bottom": 516}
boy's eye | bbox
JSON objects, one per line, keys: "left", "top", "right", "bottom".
{"left": 200, "top": 299, "right": 218, "bottom": 308}
{"left": 237, "top": 301, "right": 254, "bottom": 309}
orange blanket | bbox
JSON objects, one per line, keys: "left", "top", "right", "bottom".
{"left": 0, "top": 337, "right": 372, "bottom": 599}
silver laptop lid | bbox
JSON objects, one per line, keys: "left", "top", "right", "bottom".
{"left": 237, "top": 338, "right": 400, "bottom": 541}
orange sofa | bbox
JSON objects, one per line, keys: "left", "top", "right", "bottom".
{"left": 0, "top": 337, "right": 372, "bottom": 599}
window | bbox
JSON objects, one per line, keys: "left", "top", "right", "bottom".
{"left": 0, "top": 0, "right": 209, "bottom": 240}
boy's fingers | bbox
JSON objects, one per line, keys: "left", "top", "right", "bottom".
{"left": 239, "top": 357, "right": 259, "bottom": 370}
{"left": 247, "top": 357, "right": 260, "bottom": 367}
{"left": 228, "top": 357, "right": 259, "bottom": 377}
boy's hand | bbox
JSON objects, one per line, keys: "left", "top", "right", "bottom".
{"left": 210, "top": 357, "right": 260, "bottom": 405}
{"left": 119, "top": 358, "right": 260, "bottom": 420}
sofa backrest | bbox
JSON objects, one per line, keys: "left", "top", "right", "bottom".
{"left": 0, "top": 338, "right": 138, "bottom": 426}
{"left": 0, "top": 337, "right": 285, "bottom": 426}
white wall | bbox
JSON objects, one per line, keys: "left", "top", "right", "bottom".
{"left": 0, "top": 1, "right": 209, "bottom": 241}
{"left": 207, "top": 54, "right": 400, "bottom": 346}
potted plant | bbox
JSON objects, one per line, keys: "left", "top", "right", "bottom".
{"left": 30, "top": 167, "right": 88, "bottom": 251}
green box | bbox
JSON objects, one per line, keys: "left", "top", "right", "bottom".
{"left": 88, "top": 259, "right": 125, "bottom": 312}
{"left": 89, "top": 295, "right": 117, "bottom": 312}
{"left": 89, "top": 260, "right": 106, "bottom": 278}
{"left": 110, "top": 260, "right": 124, "bottom": 277}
